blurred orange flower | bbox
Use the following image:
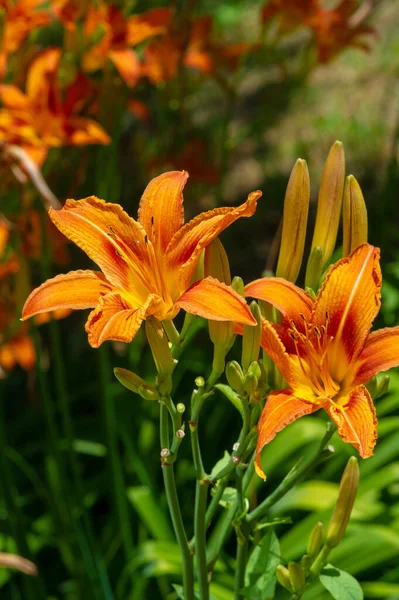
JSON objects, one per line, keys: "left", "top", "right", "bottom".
{"left": 0, "top": 0, "right": 51, "bottom": 77}
{"left": 245, "top": 244, "right": 399, "bottom": 478}
{"left": 262, "top": 0, "right": 374, "bottom": 62}
{"left": 143, "top": 15, "right": 256, "bottom": 83}
{"left": 81, "top": 3, "right": 171, "bottom": 86}
{"left": 22, "top": 171, "right": 261, "bottom": 347}
{"left": 0, "top": 48, "right": 110, "bottom": 165}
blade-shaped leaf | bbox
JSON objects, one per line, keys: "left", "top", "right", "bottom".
{"left": 320, "top": 564, "right": 363, "bottom": 600}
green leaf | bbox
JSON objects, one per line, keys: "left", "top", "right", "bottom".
{"left": 218, "top": 487, "right": 237, "bottom": 509}
{"left": 127, "top": 487, "right": 173, "bottom": 541}
{"left": 214, "top": 384, "right": 244, "bottom": 417}
{"left": 210, "top": 451, "right": 231, "bottom": 480}
{"left": 243, "top": 530, "right": 280, "bottom": 599}
{"left": 320, "top": 564, "right": 363, "bottom": 600}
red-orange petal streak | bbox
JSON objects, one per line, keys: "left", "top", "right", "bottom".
{"left": 85, "top": 292, "right": 161, "bottom": 347}
{"left": 166, "top": 190, "right": 261, "bottom": 291}
{"left": 109, "top": 49, "right": 141, "bottom": 87}
{"left": 324, "top": 385, "right": 377, "bottom": 458}
{"left": 312, "top": 244, "right": 381, "bottom": 379}
{"left": 350, "top": 326, "right": 399, "bottom": 387}
{"left": 255, "top": 391, "right": 319, "bottom": 479}
{"left": 49, "top": 197, "right": 152, "bottom": 298}
{"left": 138, "top": 171, "right": 189, "bottom": 255}
{"left": 175, "top": 277, "right": 256, "bottom": 325}
{"left": 245, "top": 278, "right": 314, "bottom": 325}
{"left": 22, "top": 270, "right": 112, "bottom": 319}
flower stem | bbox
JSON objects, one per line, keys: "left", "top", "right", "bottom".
{"left": 160, "top": 402, "right": 194, "bottom": 600}
{"left": 246, "top": 424, "right": 336, "bottom": 524}
{"left": 234, "top": 539, "right": 248, "bottom": 600}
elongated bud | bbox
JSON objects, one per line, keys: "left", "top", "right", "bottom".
{"left": 243, "top": 371, "right": 258, "bottom": 396}
{"left": 375, "top": 373, "right": 390, "bottom": 399}
{"left": 226, "top": 361, "right": 245, "bottom": 393}
{"left": 311, "top": 141, "right": 345, "bottom": 269}
{"left": 326, "top": 456, "right": 359, "bottom": 548}
{"left": 305, "top": 245, "right": 323, "bottom": 293}
{"left": 231, "top": 276, "right": 245, "bottom": 297}
{"left": 145, "top": 318, "right": 176, "bottom": 376}
{"left": 276, "top": 158, "right": 310, "bottom": 283}
{"left": 342, "top": 175, "right": 368, "bottom": 257}
{"left": 242, "top": 302, "right": 261, "bottom": 372}
{"left": 307, "top": 521, "right": 324, "bottom": 558}
{"left": 276, "top": 565, "right": 293, "bottom": 592}
{"left": 114, "top": 368, "right": 159, "bottom": 401}
{"left": 204, "top": 239, "right": 234, "bottom": 347}
{"left": 288, "top": 561, "right": 306, "bottom": 595}
{"left": 300, "top": 554, "right": 312, "bottom": 574}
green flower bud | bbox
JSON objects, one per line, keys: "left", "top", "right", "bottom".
{"left": 307, "top": 521, "right": 324, "bottom": 558}
{"left": 305, "top": 245, "right": 323, "bottom": 293}
{"left": 276, "top": 565, "right": 293, "bottom": 592}
{"left": 231, "top": 276, "right": 245, "bottom": 297}
{"left": 205, "top": 239, "right": 234, "bottom": 348}
{"left": 114, "top": 368, "right": 159, "bottom": 401}
{"left": 375, "top": 374, "right": 390, "bottom": 399}
{"left": 145, "top": 317, "right": 176, "bottom": 376}
{"left": 300, "top": 554, "right": 312, "bottom": 574}
{"left": 241, "top": 302, "right": 261, "bottom": 372}
{"left": 342, "top": 175, "right": 368, "bottom": 257}
{"left": 276, "top": 158, "right": 310, "bottom": 283}
{"left": 243, "top": 371, "right": 258, "bottom": 396}
{"left": 288, "top": 561, "right": 306, "bottom": 595}
{"left": 326, "top": 456, "right": 359, "bottom": 549}
{"left": 226, "top": 361, "right": 245, "bottom": 393}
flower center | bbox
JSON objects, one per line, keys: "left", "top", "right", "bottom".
{"left": 289, "top": 311, "right": 340, "bottom": 400}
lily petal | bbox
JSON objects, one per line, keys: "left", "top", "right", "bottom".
{"left": 9, "top": 334, "right": 36, "bottom": 370}
{"left": 312, "top": 244, "right": 381, "bottom": 380}
{"left": 22, "top": 270, "right": 111, "bottom": 319}
{"left": 350, "top": 326, "right": 399, "bottom": 387}
{"left": 85, "top": 292, "right": 162, "bottom": 348}
{"left": 258, "top": 317, "right": 299, "bottom": 387}
{"left": 323, "top": 385, "right": 377, "bottom": 458}
{"left": 255, "top": 390, "right": 319, "bottom": 479}
{"left": 166, "top": 190, "right": 261, "bottom": 291}
{"left": 49, "top": 198, "right": 152, "bottom": 300}
{"left": 109, "top": 49, "right": 141, "bottom": 87}
{"left": 245, "top": 277, "right": 313, "bottom": 326}
{"left": 138, "top": 171, "right": 189, "bottom": 255}
{"left": 175, "top": 277, "right": 256, "bottom": 325}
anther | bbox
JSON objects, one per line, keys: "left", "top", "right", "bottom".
{"left": 314, "top": 326, "right": 321, "bottom": 337}
{"left": 108, "top": 226, "right": 117, "bottom": 237}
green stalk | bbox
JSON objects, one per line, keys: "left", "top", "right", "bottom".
{"left": 246, "top": 424, "right": 335, "bottom": 524}
{"left": 98, "top": 345, "right": 133, "bottom": 564}
{"left": 160, "top": 403, "right": 194, "bottom": 600}
{"left": 234, "top": 540, "right": 248, "bottom": 600}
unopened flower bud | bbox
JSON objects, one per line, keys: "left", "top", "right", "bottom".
{"left": 226, "top": 361, "right": 245, "bottom": 393}
{"left": 276, "top": 565, "right": 293, "bottom": 592}
{"left": 242, "top": 302, "right": 261, "bottom": 372}
{"left": 342, "top": 175, "right": 368, "bottom": 257}
{"left": 114, "top": 367, "right": 159, "bottom": 401}
{"left": 326, "top": 456, "right": 359, "bottom": 549}
{"left": 300, "top": 554, "right": 312, "bottom": 574}
{"left": 307, "top": 521, "right": 324, "bottom": 558}
{"left": 276, "top": 158, "right": 310, "bottom": 283}
{"left": 204, "top": 239, "right": 235, "bottom": 347}
{"left": 311, "top": 141, "right": 345, "bottom": 269}
{"left": 288, "top": 561, "right": 306, "bottom": 595}
{"left": 195, "top": 376, "right": 205, "bottom": 388}
{"left": 243, "top": 371, "right": 258, "bottom": 396}
{"left": 375, "top": 373, "right": 390, "bottom": 399}
{"left": 145, "top": 318, "right": 176, "bottom": 376}
{"left": 177, "top": 403, "right": 185, "bottom": 413}
{"left": 231, "top": 276, "right": 245, "bottom": 297}
{"left": 305, "top": 246, "right": 323, "bottom": 293}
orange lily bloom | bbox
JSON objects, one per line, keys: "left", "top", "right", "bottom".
{"left": 22, "top": 171, "right": 261, "bottom": 347}
{"left": 245, "top": 243, "right": 399, "bottom": 479}
{"left": 82, "top": 3, "right": 171, "bottom": 87}
{"left": 0, "top": 0, "right": 51, "bottom": 77}
{"left": 0, "top": 49, "right": 110, "bottom": 166}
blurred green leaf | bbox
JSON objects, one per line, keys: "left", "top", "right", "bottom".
{"left": 243, "top": 530, "right": 280, "bottom": 599}
{"left": 127, "top": 487, "right": 173, "bottom": 541}
{"left": 319, "top": 565, "right": 363, "bottom": 600}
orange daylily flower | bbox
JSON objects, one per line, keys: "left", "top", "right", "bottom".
{"left": 142, "top": 14, "right": 256, "bottom": 84}
{"left": 0, "top": 49, "right": 110, "bottom": 165}
{"left": 0, "top": 0, "right": 51, "bottom": 77}
{"left": 82, "top": 3, "right": 171, "bottom": 86}
{"left": 22, "top": 171, "right": 261, "bottom": 347}
{"left": 245, "top": 244, "right": 399, "bottom": 479}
